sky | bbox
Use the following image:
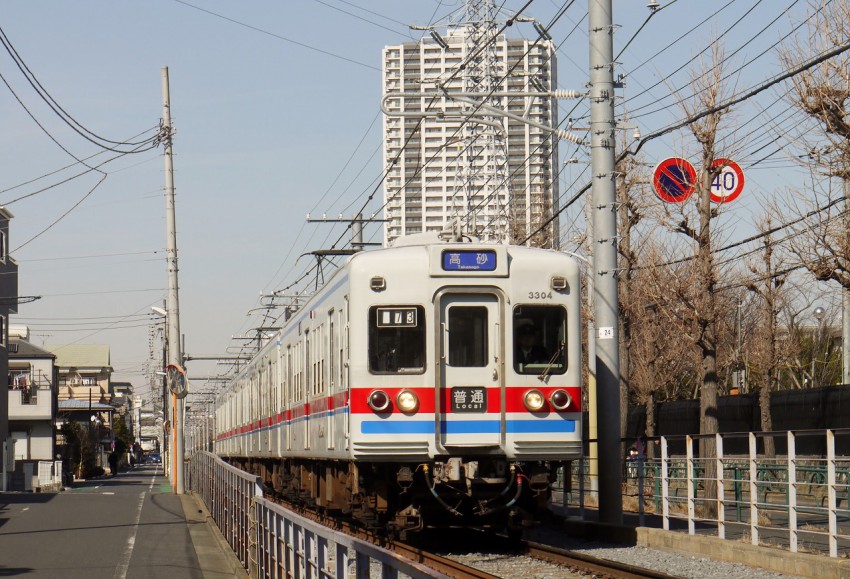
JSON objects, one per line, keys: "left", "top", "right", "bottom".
{"left": 0, "top": 1, "right": 829, "bottom": 408}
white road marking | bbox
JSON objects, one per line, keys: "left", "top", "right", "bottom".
{"left": 103, "top": 492, "right": 115, "bottom": 495}
{"left": 113, "top": 474, "right": 156, "bottom": 579}
{"left": 21, "top": 507, "right": 29, "bottom": 512}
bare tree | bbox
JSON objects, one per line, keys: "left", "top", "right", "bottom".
{"left": 743, "top": 217, "right": 791, "bottom": 457}
{"left": 658, "top": 42, "right": 741, "bottom": 514}
{"left": 779, "top": 0, "right": 850, "bottom": 367}
{"left": 628, "top": 242, "right": 702, "bottom": 447}
{"left": 616, "top": 146, "right": 653, "bottom": 444}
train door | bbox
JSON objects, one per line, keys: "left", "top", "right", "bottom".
{"left": 437, "top": 291, "right": 504, "bottom": 448}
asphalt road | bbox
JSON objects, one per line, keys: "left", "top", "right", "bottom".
{"left": 0, "top": 465, "right": 234, "bottom": 579}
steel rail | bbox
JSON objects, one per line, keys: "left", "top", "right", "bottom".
{"left": 519, "top": 538, "right": 681, "bottom": 579}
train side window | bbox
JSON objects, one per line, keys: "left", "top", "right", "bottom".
{"left": 513, "top": 305, "right": 567, "bottom": 375}
{"left": 368, "top": 305, "right": 425, "bottom": 374}
{"left": 329, "top": 312, "right": 335, "bottom": 389}
{"left": 448, "top": 306, "right": 488, "bottom": 367}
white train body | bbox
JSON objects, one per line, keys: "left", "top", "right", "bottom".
{"left": 213, "top": 238, "right": 582, "bottom": 531}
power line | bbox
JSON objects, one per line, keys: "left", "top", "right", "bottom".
{"left": 0, "top": 26, "right": 161, "bottom": 153}
{"left": 171, "top": 0, "right": 380, "bottom": 71}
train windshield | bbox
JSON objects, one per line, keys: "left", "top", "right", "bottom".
{"left": 447, "top": 305, "right": 488, "bottom": 367}
{"left": 369, "top": 305, "right": 426, "bottom": 374}
{"left": 513, "top": 305, "right": 567, "bottom": 375}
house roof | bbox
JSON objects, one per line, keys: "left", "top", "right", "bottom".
{"left": 58, "top": 399, "right": 116, "bottom": 412}
{"left": 44, "top": 344, "right": 111, "bottom": 370}
{"left": 10, "top": 339, "right": 55, "bottom": 359}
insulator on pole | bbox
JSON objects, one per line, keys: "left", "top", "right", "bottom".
{"left": 552, "top": 89, "right": 584, "bottom": 99}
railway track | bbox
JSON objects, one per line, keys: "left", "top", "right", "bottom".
{"left": 513, "top": 538, "right": 680, "bottom": 579}
{"left": 269, "top": 499, "right": 676, "bottom": 578}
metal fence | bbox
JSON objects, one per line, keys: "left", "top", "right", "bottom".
{"left": 188, "top": 451, "right": 444, "bottom": 579}
{"left": 564, "top": 428, "right": 850, "bottom": 558}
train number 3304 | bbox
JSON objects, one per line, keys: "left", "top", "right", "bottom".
{"left": 528, "top": 291, "right": 553, "bottom": 299}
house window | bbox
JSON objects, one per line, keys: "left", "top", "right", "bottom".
{"left": 0, "top": 315, "right": 5, "bottom": 347}
{"left": 0, "top": 230, "right": 6, "bottom": 262}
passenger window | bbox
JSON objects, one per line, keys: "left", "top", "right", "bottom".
{"left": 448, "top": 306, "right": 488, "bottom": 367}
{"left": 368, "top": 306, "right": 425, "bottom": 374}
{"left": 513, "top": 305, "right": 567, "bottom": 374}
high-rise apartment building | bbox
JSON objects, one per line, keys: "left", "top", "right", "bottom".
{"left": 382, "top": 28, "right": 559, "bottom": 247}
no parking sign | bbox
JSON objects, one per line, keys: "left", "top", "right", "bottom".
{"left": 709, "top": 158, "right": 745, "bottom": 203}
{"left": 653, "top": 158, "right": 696, "bottom": 203}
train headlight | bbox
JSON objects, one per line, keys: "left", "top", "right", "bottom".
{"left": 549, "top": 389, "right": 572, "bottom": 411}
{"left": 523, "top": 389, "right": 546, "bottom": 412}
{"left": 367, "top": 390, "right": 391, "bottom": 412}
{"left": 396, "top": 390, "right": 419, "bottom": 413}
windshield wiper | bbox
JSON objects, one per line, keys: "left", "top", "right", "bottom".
{"left": 537, "top": 341, "right": 564, "bottom": 382}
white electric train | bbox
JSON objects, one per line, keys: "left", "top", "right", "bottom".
{"left": 213, "top": 234, "right": 583, "bottom": 534}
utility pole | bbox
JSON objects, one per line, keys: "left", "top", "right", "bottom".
{"left": 584, "top": 190, "right": 599, "bottom": 498}
{"left": 162, "top": 66, "right": 185, "bottom": 494}
{"left": 588, "top": 0, "right": 622, "bottom": 524}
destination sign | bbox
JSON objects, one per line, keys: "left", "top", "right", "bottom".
{"left": 442, "top": 250, "right": 497, "bottom": 272}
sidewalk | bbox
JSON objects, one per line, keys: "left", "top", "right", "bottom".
{"left": 0, "top": 465, "right": 246, "bottom": 579}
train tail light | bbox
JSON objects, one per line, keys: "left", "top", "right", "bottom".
{"left": 368, "top": 390, "right": 391, "bottom": 412}
{"left": 396, "top": 390, "right": 419, "bottom": 413}
{"left": 523, "top": 389, "right": 545, "bottom": 412}
{"left": 549, "top": 389, "right": 572, "bottom": 411}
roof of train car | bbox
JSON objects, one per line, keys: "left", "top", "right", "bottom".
{"left": 214, "top": 238, "right": 579, "bottom": 400}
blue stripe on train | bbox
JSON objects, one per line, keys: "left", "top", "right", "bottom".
{"left": 360, "top": 419, "right": 576, "bottom": 435}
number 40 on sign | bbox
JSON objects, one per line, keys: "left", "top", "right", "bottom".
{"left": 709, "top": 158, "right": 745, "bottom": 204}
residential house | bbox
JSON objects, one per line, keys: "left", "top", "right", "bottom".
{"left": 0, "top": 207, "right": 19, "bottom": 491}
{"left": 6, "top": 338, "right": 58, "bottom": 490}
{"left": 46, "top": 344, "right": 114, "bottom": 470}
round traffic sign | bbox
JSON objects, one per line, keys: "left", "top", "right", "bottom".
{"left": 709, "top": 158, "right": 744, "bottom": 203}
{"left": 653, "top": 158, "right": 696, "bottom": 203}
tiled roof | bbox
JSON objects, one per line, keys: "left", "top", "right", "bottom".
{"left": 10, "top": 339, "right": 55, "bottom": 359}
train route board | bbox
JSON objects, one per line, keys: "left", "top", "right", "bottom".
{"left": 709, "top": 158, "right": 745, "bottom": 203}
{"left": 653, "top": 157, "right": 696, "bottom": 203}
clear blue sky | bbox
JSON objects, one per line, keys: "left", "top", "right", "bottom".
{"left": 1, "top": 1, "right": 818, "bottom": 404}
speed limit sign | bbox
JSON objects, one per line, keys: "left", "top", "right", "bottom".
{"left": 709, "top": 158, "right": 744, "bottom": 203}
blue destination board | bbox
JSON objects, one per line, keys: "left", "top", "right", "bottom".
{"left": 442, "top": 250, "right": 497, "bottom": 271}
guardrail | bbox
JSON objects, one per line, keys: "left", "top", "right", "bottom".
{"left": 188, "top": 451, "right": 444, "bottom": 578}
{"left": 562, "top": 428, "right": 850, "bottom": 558}
{"left": 188, "top": 451, "right": 261, "bottom": 570}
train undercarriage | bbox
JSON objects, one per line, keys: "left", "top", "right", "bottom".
{"left": 228, "top": 456, "right": 569, "bottom": 538}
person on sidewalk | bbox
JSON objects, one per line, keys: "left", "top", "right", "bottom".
{"left": 108, "top": 451, "right": 119, "bottom": 477}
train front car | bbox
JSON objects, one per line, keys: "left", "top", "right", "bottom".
{"left": 348, "top": 239, "right": 582, "bottom": 535}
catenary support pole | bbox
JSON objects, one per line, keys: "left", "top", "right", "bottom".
{"left": 162, "top": 66, "right": 185, "bottom": 494}
{"left": 588, "top": 0, "right": 622, "bottom": 524}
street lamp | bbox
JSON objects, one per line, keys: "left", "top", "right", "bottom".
{"left": 812, "top": 306, "right": 826, "bottom": 387}
{"left": 90, "top": 414, "right": 102, "bottom": 470}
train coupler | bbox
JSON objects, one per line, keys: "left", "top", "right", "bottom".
{"left": 392, "top": 505, "right": 423, "bottom": 537}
